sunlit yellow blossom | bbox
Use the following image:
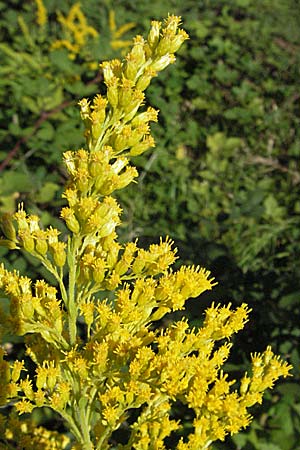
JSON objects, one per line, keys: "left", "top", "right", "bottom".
{"left": 15, "top": 399, "right": 34, "bottom": 414}
{"left": 34, "top": 0, "right": 47, "bottom": 27}
{"left": 11, "top": 360, "right": 25, "bottom": 383}
{"left": 108, "top": 10, "right": 136, "bottom": 51}
{"left": 51, "top": 3, "right": 98, "bottom": 58}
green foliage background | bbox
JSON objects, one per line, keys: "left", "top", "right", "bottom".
{"left": 1, "top": 0, "right": 300, "bottom": 448}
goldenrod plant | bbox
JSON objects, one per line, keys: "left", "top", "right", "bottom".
{"left": 51, "top": 2, "right": 99, "bottom": 60}
{"left": 51, "top": 2, "right": 135, "bottom": 61}
{"left": 0, "top": 16, "right": 292, "bottom": 450}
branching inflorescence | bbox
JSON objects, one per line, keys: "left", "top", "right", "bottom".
{"left": 0, "top": 15, "right": 291, "bottom": 450}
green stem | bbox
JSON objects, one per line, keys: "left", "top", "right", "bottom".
{"left": 85, "top": 385, "right": 98, "bottom": 426}
{"left": 96, "top": 426, "right": 112, "bottom": 450}
{"left": 67, "top": 235, "right": 81, "bottom": 345}
{"left": 33, "top": 253, "right": 69, "bottom": 305}
{"left": 78, "top": 403, "right": 94, "bottom": 450}
{"left": 30, "top": 322, "right": 69, "bottom": 350}
{"left": 57, "top": 408, "right": 83, "bottom": 443}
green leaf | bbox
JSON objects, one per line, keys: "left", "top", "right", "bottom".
{"left": 279, "top": 291, "right": 300, "bottom": 309}
{"left": 1, "top": 171, "right": 32, "bottom": 193}
{"left": 36, "top": 122, "right": 55, "bottom": 141}
{"left": 49, "top": 49, "right": 75, "bottom": 74}
{"left": 35, "top": 182, "right": 59, "bottom": 203}
{"left": 258, "top": 444, "right": 283, "bottom": 450}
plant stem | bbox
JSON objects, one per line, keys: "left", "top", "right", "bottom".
{"left": 79, "top": 404, "right": 94, "bottom": 450}
{"left": 58, "top": 408, "right": 83, "bottom": 443}
{"left": 67, "top": 235, "right": 80, "bottom": 345}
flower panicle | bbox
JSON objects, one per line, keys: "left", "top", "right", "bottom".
{"left": 0, "top": 263, "right": 65, "bottom": 341}
{"left": 79, "top": 14, "right": 189, "bottom": 152}
{"left": 34, "top": 0, "right": 47, "bottom": 27}
{"left": 51, "top": 3, "right": 98, "bottom": 59}
{"left": 0, "top": 205, "right": 67, "bottom": 271}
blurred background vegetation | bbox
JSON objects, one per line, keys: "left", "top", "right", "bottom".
{"left": 1, "top": 0, "right": 300, "bottom": 448}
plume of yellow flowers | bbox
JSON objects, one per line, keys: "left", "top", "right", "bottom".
{"left": 34, "top": 0, "right": 47, "bottom": 27}
{"left": 51, "top": 5, "right": 135, "bottom": 63}
{"left": 108, "top": 10, "right": 136, "bottom": 51}
{"left": 0, "top": 15, "right": 292, "bottom": 450}
{"left": 51, "top": 3, "right": 98, "bottom": 59}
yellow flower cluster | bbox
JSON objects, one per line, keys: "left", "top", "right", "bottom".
{"left": 0, "top": 15, "right": 292, "bottom": 450}
{"left": 51, "top": 3, "right": 98, "bottom": 59}
{"left": 0, "top": 412, "right": 69, "bottom": 449}
{"left": 108, "top": 10, "right": 136, "bottom": 51}
{"left": 0, "top": 263, "right": 66, "bottom": 346}
{"left": 78, "top": 16, "right": 188, "bottom": 152}
{"left": 34, "top": 0, "right": 47, "bottom": 27}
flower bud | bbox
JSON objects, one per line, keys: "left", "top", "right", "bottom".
{"left": 106, "top": 241, "right": 121, "bottom": 268}
{"left": 78, "top": 98, "right": 91, "bottom": 126}
{"left": 106, "top": 76, "right": 119, "bottom": 108}
{"left": 150, "top": 54, "right": 176, "bottom": 72}
{"left": 132, "top": 36, "right": 146, "bottom": 63}
{"left": 127, "top": 123, "right": 149, "bottom": 147}
{"left": 92, "top": 258, "right": 106, "bottom": 283}
{"left": 19, "top": 230, "right": 35, "bottom": 253}
{"left": 36, "top": 367, "right": 47, "bottom": 390}
{"left": 63, "top": 151, "right": 76, "bottom": 175}
{"left": 20, "top": 293, "right": 35, "bottom": 320}
{"left": 113, "top": 128, "right": 130, "bottom": 153}
{"left": 240, "top": 375, "right": 250, "bottom": 396}
{"left": 34, "top": 230, "right": 48, "bottom": 256}
{"left": 116, "top": 167, "right": 138, "bottom": 190}
{"left": 119, "top": 78, "right": 134, "bottom": 109}
{"left": 105, "top": 271, "right": 121, "bottom": 290}
{"left": 124, "top": 53, "right": 139, "bottom": 81}
{"left": 60, "top": 207, "right": 80, "bottom": 234}
{"left": 123, "top": 90, "right": 145, "bottom": 120}
{"left": 0, "top": 213, "right": 16, "bottom": 241}
{"left": 75, "top": 168, "right": 91, "bottom": 193}
{"left": 114, "top": 259, "right": 130, "bottom": 276}
{"left": 47, "top": 364, "right": 60, "bottom": 391}
{"left": 11, "top": 360, "right": 25, "bottom": 383}
{"left": 132, "top": 257, "right": 146, "bottom": 274}
{"left": 155, "top": 33, "right": 173, "bottom": 57}
{"left": 168, "top": 29, "right": 189, "bottom": 53}
{"left": 14, "top": 208, "right": 28, "bottom": 231}
{"left": 101, "top": 61, "right": 115, "bottom": 83}
{"left": 89, "top": 153, "right": 107, "bottom": 178}
{"left": 99, "top": 220, "right": 119, "bottom": 238}
{"left": 136, "top": 68, "right": 157, "bottom": 91}
{"left": 124, "top": 36, "right": 146, "bottom": 80}
{"left": 0, "top": 239, "right": 18, "bottom": 249}
{"left": 50, "top": 242, "right": 66, "bottom": 267}
{"left": 147, "top": 20, "right": 161, "bottom": 50}
{"left": 130, "top": 135, "right": 155, "bottom": 156}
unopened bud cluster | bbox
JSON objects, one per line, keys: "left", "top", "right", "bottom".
{"left": 0, "top": 208, "right": 67, "bottom": 270}
{"left": 78, "top": 15, "right": 188, "bottom": 153}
